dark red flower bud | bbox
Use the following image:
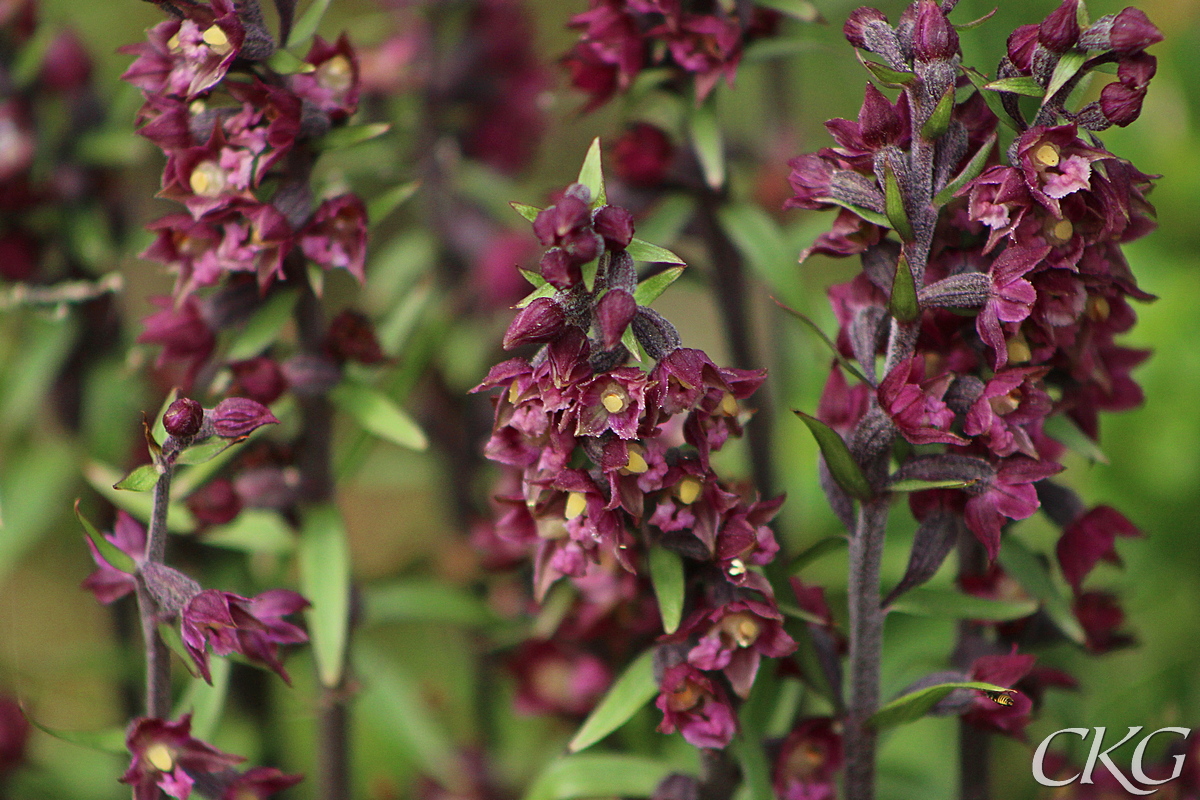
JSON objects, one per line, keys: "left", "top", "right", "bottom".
{"left": 210, "top": 397, "right": 278, "bottom": 439}
{"left": 1109, "top": 7, "right": 1162, "bottom": 54}
{"left": 1006, "top": 24, "right": 1039, "bottom": 72}
{"left": 0, "top": 695, "right": 29, "bottom": 776}
{"left": 614, "top": 123, "right": 674, "bottom": 187}
{"left": 1099, "top": 81, "right": 1146, "bottom": 127}
{"left": 326, "top": 309, "right": 386, "bottom": 364}
{"left": 593, "top": 205, "right": 635, "bottom": 250}
{"left": 503, "top": 297, "right": 567, "bottom": 349}
{"left": 595, "top": 289, "right": 637, "bottom": 350}
{"left": 539, "top": 248, "right": 582, "bottom": 290}
{"left": 40, "top": 30, "right": 92, "bottom": 91}
{"left": 532, "top": 196, "right": 591, "bottom": 249}
{"left": 230, "top": 358, "right": 288, "bottom": 406}
{"left": 186, "top": 478, "right": 242, "bottom": 526}
{"left": 843, "top": 6, "right": 889, "bottom": 50}
{"left": 1038, "top": 0, "right": 1080, "bottom": 54}
{"left": 911, "top": 0, "right": 959, "bottom": 62}
{"left": 164, "top": 397, "right": 204, "bottom": 437}
{"left": 858, "top": 82, "right": 902, "bottom": 148}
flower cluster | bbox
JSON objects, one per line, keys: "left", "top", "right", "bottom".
{"left": 563, "top": 0, "right": 781, "bottom": 109}
{"left": 787, "top": 0, "right": 1158, "bottom": 739}
{"left": 474, "top": 175, "right": 795, "bottom": 748}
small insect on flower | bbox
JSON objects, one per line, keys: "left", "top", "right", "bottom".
{"left": 983, "top": 690, "right": 1016, "bottom": 707}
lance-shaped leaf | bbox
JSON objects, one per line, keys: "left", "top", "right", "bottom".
{"left": 363, "top": 579, "right": 500, "bottom": 628}
{"left": 1044, "top": 49, "right": 1088, "bottom": 103}
{"left": 869, "top": 680, "right": 1012, "bottom": 730}
{"left": 174, "top": 655, "right": 231, "bottom": 741}
{"left": 793, "top": 411, "right": 872, "bottom": 501}
{"left": 934, "top": 133, "right": 997, "bottom": 206}
{"left": 883, "top": 160, "right": 914, "bottom": 241}
{"left": 316, "top": 122, "right": 391, "bottom": 152}
{"left": 368, "top": 181, "right": 420, "bottom": 228}
{"left": 300, "top": 503, "right": 351, "bottom": 687}
{"left": 881, "top": 510, "right": 961, "bottom": 607}
{"left": 690, "top": 100, "right": 725, "bottom": 190}
{"left": 114, "top": 463, "right": 161, "bottom": 492}
{"left": 511, "top": 201, "right": 542, "bottom": 223}
{"left": 524, "top": 755, "right": 679, "bottom": 800}
{"left": 998, "top": 536, "right": 1086, "bottom": 645}
{"left": 773, "top": 299, "right": 869, "bottom": 384}
{"left": 648, "top": 547, "right": 685, "bottom": 634}
{"left": 731, "top": 733, "right": 773, "bottom": 800}
{"left": 984, "top": 76, "right": 1044, "bottom": 97}
{"left": 820, "top": 196, "right": 890, "bottom": 228}
{"left": 857, "top": 52, "right": 915, "bottom": 87}
{"left": 1043, "top": 414, "right": 1108, "bottom": 464}
{"left": 75, "top": 499, "right": 137, "bottom": 574}
{"left": 633, "top": 267, "right": 685, "bottom": 307}
{"left": 24, "top": 712, "right": 126, "bottom": 755}
{"left": 887, "top": 588, "right": 1039, "bottom": 621}
{"left": 226, "top": 288, "right": 298, "bottom": 361}
{"left": 287, "top": 0, "right": 332, "bottom": 47}
{"left": 920, "top": 85, "right": 956, "bottom": 141}
{"left": 84, "top": 461, "right": 195, "bottom": 531}
{"left": 789, "top": 535, "right": 847, "bottom": 574}
{"left": 888, "top": 253, "right": 919, "bottom": 322}
{"left": 568, "top": 649, "right": 657, "bottom": 753}
{"left": 330, "top": 379, "right": 428, "bottom": 451}
{"left": 626, "top": 238, "right": 686, "bottom": 265}
{"left": 577, "top": 137, "right": 606, "bottom": 208}
{"left": 963, "top": 68, "right": 1020, "bottom": 131}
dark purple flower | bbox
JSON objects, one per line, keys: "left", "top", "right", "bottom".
{"left": 678, "top": 598, "right": 796, "bottom": 698}
{"left": 1055, "top": 504, "right": 1140, "bottom": 592}
{"left": 1073, "top": 591, "right": 1135, "bottom": 653}
{"left": 82, "top": 511, "right": 146, "bottom": 604}
{"left": 963, "top": 652, "right": 1035, "bottom": 738}
{"left": 962, "top": 367, "right": 1052, "bottom": 458}
{"left": 218, "top": 767, "right": 304, "bottom": 799}
{"left": 878, "top": 357, "right": 963, "bottom": 445}
{"left": 1038, "top": 0, "right": 1080, "bottom": 53}
{"left": 186, "top": 478, "right": 243, "bottom": 527}
{"left": 326, "top": 309, "right": 386, "bottom": 364}
{"left": 613, "top": 123, "right": 674, "bottom": 187}
{"left": 138, "top": 295, "right": 216, "bottom": 391}
{"left": 119, "top": 0, "right": 245, "bottom": 100}
{"left": 1107, "top": 7, "right": 1163, "bottom": 54}
{"left": 773, "top": 718, "right": 842, "bottom": 800}
{"left": 911, "top": 0, "right": 959, "bottom": 62}
{"left": 963, "top": 456, "right": 1063, "bottom": 559}
{"left": 509, "top": 640, "right": 611, "bottom": 716}
{"left": 210, "top": 397, "right": 279, "bottom": 439}
{"left": 503, "top": 297, "right": 567, "bottom": 350}
{"left": 180, "top": 588, "right": 308, "bottom": 684}
{"left": 122, "top": 714, "right": 244, "bottom": 800}
{"left": 299, "top": 194, "right": 369, "bottom": 283}
{"left": 288, "top": 35, "right": 360, "bottom": 120}
{"left": 655, "top": 663, "right": 737, "bottom": 749}
{"left": 229, "top": 357, "right": 288, "bottom": 406}
{"left": 975, "top": 244, "right": 1049, "bottom": 370}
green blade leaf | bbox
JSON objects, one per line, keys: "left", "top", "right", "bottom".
{"left": 519, "top": 267, "right": 548, "bottom": 288}
{"left": 963, "top": 68, "right": 1020, "bottom": 132}
{"left": 920, "top": 85, "right": 956, "bottom": 141}
{"left": 626, "top": 238, "right": 686, "bottom": 265}
{"left": 568, "top": 649, "right": 657, "bottom": 753}
{"left": 24, "top": 713, "right": 126, "bottom": 755}
{"left": 174, "top": 438, "right": 238, "bottom": 467}
{"left": 362, "top": 579, "right": 499, "bottom": 628}
{"left": 1043, "top": 414, "right": 1108, "bottom": 464}
{"left": 202, "top": 509, "right": 297, "bottom": 555}
{"left": 516, "top": 281, "right": 558, "bottom": 309}
{"left": 648, "top": 547, "right": 685, "bottom": 634}
{"left": 752, "top": 0, "right": 820, "bottom": 21}
{"left": 857, "top": 52, "right": 915, "bottom": 87}
{"left": 983, "top": 76, "right": 1044, "bottom": 97}
{"left": 889, "top": 253, "right": 919, "bottom": 322}
{"left": 883, "top": 160, "right": 914, "bottom": 241}
{"left": 577, "top": 137, "right": 607, "bottom": 207}
{"left": 174, "top": 655, "right": 231, "bottom": 741}
{"left": 888, "top": 477, "right": 977, "bottom": 492}
{"left": 316, "top": 122, "right": 392, "bottom": 152}
{"left": 788, "top": 535, "right": 847, "bottom": 574}
{"left": 934, "top": 133, "right": 997, "bottom": 206}
{"left": 299, "top": 503, "right": 352, "bottom": 687}
{"left": 83, "top": 461, "right": 196, "bottom": 532}
{"left": 731, "top": 735, "right": 773, "bottom": 800}
{"left": 511, "top": 201, "right": 542, "bottom": 223}
{"left": 114, "top": 463, "right": 161, "bottom": 492}
{"left": 772, "top": 297, "right": 869, "bottom": 384}
{"left": 329, "top": 379, "right": 428, "bottom": 451}
{"left": 287, "top": 0, "right": 333, "bottom": 47}
{"left": 75, "top": 500, "right": 137, "bottom": 574}
{"left": 1044, "top": 49, "right": 1088, "bottom": 102}
{"left": 998, "top": 536, "right": 1086, "bottom": 645}
{"left": 886, "top": 587, "right": 1039, "bottom": 621}
{"left": 716, "top": 202, "right": 793, "bottom": 291}
{"left": 227, "top": 289, "right": 299, "bottom": 362}
{"left": 368, "top": 181, "right": 420, "bottom": 228}
{"left": 869, "top": 681, "right": 1012, "bottom": 730}
{"left": 689, "top": 100, "right": 725, "bottom": 190}
{"left": 525, "top": 754, "right": 677, "bottom": 800}
{"left": 633, "top": 266, "right": 685, "bottom": 306}
{"left": 793, "top": 411, "right": 872, "bottom": 501}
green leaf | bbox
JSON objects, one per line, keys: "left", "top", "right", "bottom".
{"left": 367, "top": 181, "right": 420, "bottom": 228}
{"left": 24, "top": 713, "right": 126, "bottom": 755}
{"left": 920, "top": 85, "right": 956, "bottom": 140}
{"left": 0, "top": 442, "right": 75, "bottom": 581}
{"left": 717, "top": 202, "right": 793, "bottom": 291}
{"left": 174, "top": 438, "right": 238, "bottom": 466}
{"left": 357, "top": 645, "right": 466, "bottom": 792}
{"left": 887, "top": 587, "right": 1039, "bottom": 620}
{"left": 934, "top": 132, "right": 997, "bottom": 206}
{"left": 689, "top": 100, "right": 725, "bottom": 190}
{"left": 329, "top": 379, "right": 428, "bottom": 451}
{"left": 202, "top": 510, "right": 296, "bottom": 555}
{"left": 889, "top": 253, "right": 919, "bottom": 322}
{"left": 524, "top": 754, "right": 677, "bottom": 800}
{"left": 648, "top": 548, "right": 685, "bottom": 634}
{"left": 519, "top": 268, "right": 547, "bottom": 288}
{"left": 731, "top": 735, "right": 773, "bottom": 800}
{"left": 742, "top": 37, "right": 818, "bottom": 63}
{"left": 568, "top": 649, "right": 658, "bottom": 753}
{"left": 83, "top": 462, "right": 196, "bottom": 532}
{"left": 869, "top": 681, "right": 1013, "bottom": 730}
{"left": 265, "top": 47, "right": 311, "bottom": 74}
{"left": 1044, "top": 49, "right": 1088, "bottom": 102}
{"left": 299, "top": 503, "right": 352, "bottom": 687}
{"left": 363, "top": 580, "right": 499, "bottom": 628}
{"left": 820, "top": 196, "right": 890, "bottom": 229}
{"left": 888, "top": 477, "right": 976, "bottom": 492}
{"left": 287, "top": 0, "right": 333, "bottom": 47}
{"left": 633, "top": 267, "right": 685, "bottom": 306}
{"left": 858, "top": 53, "right": 915, "bottom": 87}
{"left": 316, "top": 122, "right": 392, "bottom": 152}
{"left": 773, "top": 298, "right": 870, "bottom": 384}
{"left": 174, "top": 655, "right": 231, "bottom": 741}
{"left": 793, "top": 411, "right": 873, "bottom": 501}
{"left": 1043, "top": 414, "right": 1108, "bottom": 464}
{"left": 883, "top": 161, "right": 914, "bottom": 241}
{"left": 789, "top": 535, "right": 847, "bottom": 574}
{"left": 158, "top": 622, "right": 200, "bottom": 678}
{"left": 963, "top": 68, "right": 1020, "bottom": 132}
{"left": 577, "top": 137, "right": 607, "bottom": 207}
{"left": 511, "top": 201, "right": 542, "bottom": 223}
{"left": 11, "top": 23, "right": 54, "bottom": 88}
{"left": 516, "top": 281, "right": 558, "bottom": 309}
{"left": 752, "top": 0, "right": 820, "bottom": 20}
{"left": 114, "top": 464, "right": 161, "bottom": 492}
{"left": 626, "top": 238, "right": 686, "bottom": 265}
{"left": 999, "top": 536, "right": 1086, "bottom": 645}
{"left": 75, "top": 500, "right": 137, "bottom": 574}
{"left": 983, "top": 76, "right": 1044, "bottom": 97}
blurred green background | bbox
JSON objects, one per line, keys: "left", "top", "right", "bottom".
{"left": 1, "top": 0, "right": 1198, "bottom": 798}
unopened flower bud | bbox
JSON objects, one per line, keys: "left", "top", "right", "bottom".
{"left": 614, "top": 123, "right": 674, "bottom": 187}
{"left": 503, "top": 297, "right": 567, "bottom": 349}
{"left": 186, "top": 478, "right": 242, "bottom": 526}
{"left": 210, "top": 397, "right": 278, "bottom": 439}
{"left": 327, "top": 309, "right": 386, "bottom": 364}
{"left": 1038, "top": 0, "right": 1080, "bottom": 54}
{"left": 164, "top": 397, "right": 204, "bottom": 438}
{"left": 1109, "top": 7, "right": 1163, "bottom": 54}
{"left": 911, "top": 0, "right": 959, "bottom": 62}
{"left": 632, "top": 307, "right": 681, "bottom": 360}
{"left": 1006, "top": 24, "right": 1039, "bottom": 71}
{"left": 593, "top": 205, "right": 635, "bottom": 250}
{"left": 595, "top": 289, "right": 637, "bottom": 350}
{"left": 843, "top": 7, "right": 889, "bottom": 50}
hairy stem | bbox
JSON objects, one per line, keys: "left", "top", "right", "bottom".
{"left": 138, "top": 470, "right": 174, "bottom": 718}
{"left": 956, "top": 525, "right": 991, "bottom": 800}
{"left": 843, "top": 495, "right": 890, "bottom": 800}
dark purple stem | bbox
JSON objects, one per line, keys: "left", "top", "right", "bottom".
{"left": 137, "top": 469, "right": 174, "bottom": 719}
{"left": 957, "top": 523, "right": 992, "bottom": 799}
